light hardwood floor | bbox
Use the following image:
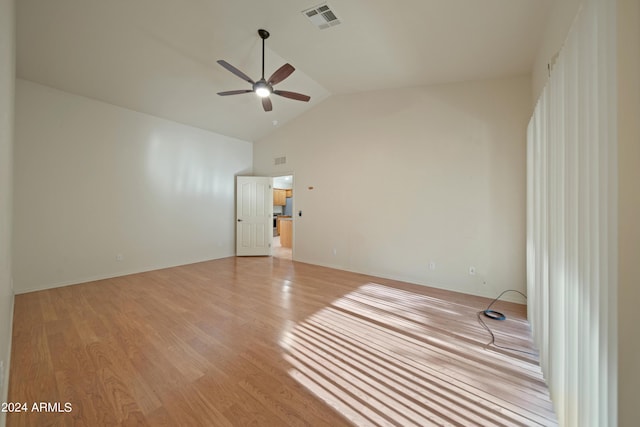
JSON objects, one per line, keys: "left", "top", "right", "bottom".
{"left": 272, "top": 235, "right": 292, "bottom": 260}
{"left": 7, "top": 257, "right": 556, "bottom": 426}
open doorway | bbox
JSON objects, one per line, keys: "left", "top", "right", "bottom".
{"left": 273, "top": 174, "right": 293, "bottom": 260}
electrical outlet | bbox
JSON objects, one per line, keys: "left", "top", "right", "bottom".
{"left": 116, "top": 254, "right": 124, "bottom": 262}
{"left": 332, "top": 248, "right": 337, "bottom": 256}
{"left": 469, "top": 266, "right": 476, "bottom": 275}
{"left": 429, "top": 261, "right": 436, "bottom": 271}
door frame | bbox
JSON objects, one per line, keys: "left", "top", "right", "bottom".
{"left": 272, "top": 172, "right": 294, "bottom": 259}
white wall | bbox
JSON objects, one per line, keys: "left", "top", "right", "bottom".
{"left": 0, "top": 0, "right": 15, "bottom": 425}
{"left": 618, "top": 0, "right": 640, "bottom": 424}
{"left": 13, "top": 80, "right": 252, "bottom": 293}
{"left": 254, "top": 76, "right": 531, "bottom": 299}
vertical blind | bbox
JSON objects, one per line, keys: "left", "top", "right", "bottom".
{"left": 526, "top": 0, "right": 617, "bottom": 426}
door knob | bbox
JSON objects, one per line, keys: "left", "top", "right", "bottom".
{"left": 237, "top": 219, "right": 243, "bottom": 222}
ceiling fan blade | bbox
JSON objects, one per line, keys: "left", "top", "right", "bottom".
{"left": 268, "top": 63, "right": 295, "bottom": 85}
{"left": 273, "top": 90, "right": 311, "bottom": 102}
{"left": 217, "top": 90, "right": 253, "bottom": 96}
{"left": 217, "top": 60, "right": 255, "bottom": 84}
{"left": 262, "top": 97, "right": 273, "bottom": 112}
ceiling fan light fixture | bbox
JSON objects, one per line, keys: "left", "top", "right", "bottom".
{"left": 254, "top": 82, "right": 271, "bottom": 98}
{"left": 217, "top": 29, "right": 310, "bottom": 111}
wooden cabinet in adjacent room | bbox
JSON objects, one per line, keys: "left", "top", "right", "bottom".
{"left": 279, "top": 218, "right": 292, "bottom": 248}
{"left": 276, "top": 215, "right": 291, "bottom": 235}
{"left": 273, "top": 189, "right": 286, "bottom": 206}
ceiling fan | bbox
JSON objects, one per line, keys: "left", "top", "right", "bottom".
{"left": 217, "top": 29, "right": 311, "bottom": 112}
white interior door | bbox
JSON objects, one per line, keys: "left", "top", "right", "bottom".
{"left": 236, "top": 176, "right": 273, "bottom": 256}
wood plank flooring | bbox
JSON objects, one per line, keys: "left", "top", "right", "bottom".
{"left": 272, "top": 236, "right": 292, "bottom": 260}
{"left": 7, "top": 257, "right": 557, "bottom": 426}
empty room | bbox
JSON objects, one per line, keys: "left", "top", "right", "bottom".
{"left": 0, "top": 0, "right": 638, "bottom": 426}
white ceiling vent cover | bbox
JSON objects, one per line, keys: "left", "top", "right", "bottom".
{"left": 302, "top": 3, "right": 341, "bottom": 29}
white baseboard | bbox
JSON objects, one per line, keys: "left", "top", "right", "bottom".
{"left": 14, "top": 254, "right": 235, "bottom": 295}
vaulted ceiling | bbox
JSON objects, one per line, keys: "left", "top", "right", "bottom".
{"left": 16, "top": 0, "right": 552, "bottom": 141}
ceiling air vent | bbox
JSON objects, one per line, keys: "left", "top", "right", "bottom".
{"left": 302, "top": 3, "right": 341, "bottom": 29}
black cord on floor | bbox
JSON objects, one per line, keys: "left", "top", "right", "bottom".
{"left": 477, "top": 290, "right": 538, "bottom": 356}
